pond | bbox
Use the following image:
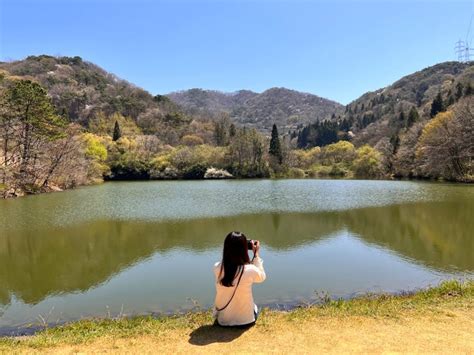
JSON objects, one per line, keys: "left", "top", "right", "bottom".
{"left": 0, "top": 179, "right": 473, "bottom": 334}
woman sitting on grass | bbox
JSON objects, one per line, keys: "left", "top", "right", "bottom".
{"left": 213, "top": 231, "right": 266, "bottom": 327}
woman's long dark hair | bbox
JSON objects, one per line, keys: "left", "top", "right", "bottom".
{"left": 219, "top": 231, "right": 250, "bottom": 287}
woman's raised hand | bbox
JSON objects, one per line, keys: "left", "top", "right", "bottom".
{"left": 253, "top": 240, "right": 260, "bottom": 256}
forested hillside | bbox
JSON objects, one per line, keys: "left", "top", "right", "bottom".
{"left": 0, "top": 56, "right": 472, "bottom": 199}
{"left": 168, "top": 87, "right": 343, "bottom": 133}
{"left": 167, "top": 89, "right": 258, "bottom": 116}
{"left": 296, "top": 62, "right": 474, "bottom": 181}
{"left": 0, "top": 55, "right": 191, "bottom": 143}
{"left": 0, "top": 55, "right": 309, "bottom": 197}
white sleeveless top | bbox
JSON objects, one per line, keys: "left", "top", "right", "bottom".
{"left": 213, "top": 257, "right": 266, "bottom": 326}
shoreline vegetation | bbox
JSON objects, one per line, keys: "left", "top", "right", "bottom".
{"left": 1, "top": 56, "right": 473, "bottom": 199}
{"left": 0, "top": 280, "right": 472, "bottom": 353}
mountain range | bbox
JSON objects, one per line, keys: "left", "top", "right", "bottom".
{"left": 167, "top": 87, "right": 343, "bottom": 133}
{"left": 1, "top": 55, "right": 472, "bottom": 147}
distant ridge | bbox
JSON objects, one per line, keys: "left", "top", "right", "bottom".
{"left": 168, "top": 87, "right": 343, "bottom": 133}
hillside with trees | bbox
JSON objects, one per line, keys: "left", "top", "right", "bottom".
{"left": 295, "top": 62, "right": 474, "bottom": 182}
{"left": 0, "top": 55, "right": 191, "bottom": 144}
{"left": 0, "top": 56, "right": 472, "bottom": 199}
{"left": 168, "top": 87, "right": 343, "bottom": 134}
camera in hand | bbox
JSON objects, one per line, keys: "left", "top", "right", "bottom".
{"left": 247, "top": 239, "right": 257, "bottom": 250}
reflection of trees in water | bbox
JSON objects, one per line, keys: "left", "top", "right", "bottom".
{"left": 342, "top": 199, "right": 474, "bottom": 272}
{"left": 0, "top": 213, "right": 339, "bottom": 306}
{"left": 0, "top": 198, "right": 472, "bottom": 306}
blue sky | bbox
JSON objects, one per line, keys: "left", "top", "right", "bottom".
{"left": 1, "top": 0, "right": 473, "bottom": 104}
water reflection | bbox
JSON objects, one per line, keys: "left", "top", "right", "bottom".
{"left": 1, "top": 198, "right": 472, "bottom": 307}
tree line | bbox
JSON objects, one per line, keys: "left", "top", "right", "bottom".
{"left": 1, "top": 75, "right": 472, "bottom": 198}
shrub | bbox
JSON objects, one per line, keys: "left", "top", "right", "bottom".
{"left": 287, "top": 167, "right": 306, "bottom": 178}
{"left": 307, "top": 164, "right": 332, "bottom": 177}
{"left": 107, "top": 153, "right": 150, "bottom": 180}
{"left": 150, "top": 167, "right": 180, "bottom": 180}
{"left": 181, "top": 134, "right": 204, "bottom": 146}
{"left": 321, "top": 141, "right": 356, "bottom": 165}
{"left": 329, "top": 163, "right": 351, "bottom": 177}
{"left": 183, "top": 164, "right": 207, "bottom": 179}
{"left": 353, "top": 145, "right": 382, "bottom": 178}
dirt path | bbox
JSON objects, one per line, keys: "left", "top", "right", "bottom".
{"left": 17, "top": 307, "right": 473, "bottom": 354}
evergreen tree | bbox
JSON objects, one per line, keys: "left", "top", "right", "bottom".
{"left": 112, "top": 120, "right": 122, "bottom": 141}
{"left": 297, "top": 126, "right": 309, "bottom": 148}
{"left": 465, "top": 83, "right": 473, "bottom": 96}
{"left": 4, "top": 80, "right": 66, "bottom": 186}
{"left": 455, "top": 82, "right": 464, "bottom": 100}
{"left": 446, "top": 95, "right": 455, "bottom": 106}
{"left": 229, "top": 123, "right": 236, "bottom": 137}
{"left": 399, "top": 110, "right": 405, "bottom": 124}
{"left": 269, "top": 124, "right": 283, "bottom": 164}
{"left": 406, "top": 107, "right": 419, "bottom": 128}
{"left": 390, "top": 133, "right": 400, "bottom": 154}
{"left": 340, "top": 118, "right": 350, "bottom": 132}
{"left": 430, "top": 92, "right": 445, "bottom": 118}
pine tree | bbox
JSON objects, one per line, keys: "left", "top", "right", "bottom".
{"left": 406, "top": 107, "right": 419, "bottom": 128}
{"left": 465, "top": 83, "right": 473, "bottom": 96}
{"left": 297, "top": 126, "right": 309, "bottom": 148}
{"left": 399, "top": 110, "right": 405, "bottom": 124}
{"left": 229, "top": 123, "right": 236, "bottom": 137}
{"left": 430, "top": 92, "right": 445, "bottom": 118}
{"left": 269, "top": 124, "right": 283, "bottom": 164}
{"left": 113, "top": 120, "right": 122, "bottom": 141}
{"left": 455, "top": 82, "right": 464, "bottom": 100}
{"left": 390, "top": 133, "right": 400, "bottom": 154}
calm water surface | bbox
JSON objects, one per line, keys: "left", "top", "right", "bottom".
{"left": 0, "top": 179, "right": 473, "bottom": 334}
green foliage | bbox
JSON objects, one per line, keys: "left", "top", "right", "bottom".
{"left": 430, "top": 92, "right": 445, "bottom": 118}
{"left": 0, "top": 79, "right": 68, "bottom": 189}
{"left": 83, "top": 133, "right": 107, "bottom": 161}
{"left": 183, "top": 164, "right": 207, "bottom": 179}
{"left": 269, "top": 124, "right": 283, "bottom": 164}
{"left": 406, "top": 107, "right": 419, "bottom": 128}
{"left": 112, "top": 120, "right": 122, "bottom": 141}
{"left": 0, "top": 56, "right": 188, "bottom": 143}
{"left": 398, "top": 110, "right": 405, "bottom": 124}
{"left": 307, "top": 164, "right": 332, "bottom": 177}
{"left": 416, "top": 101, "right": 473, "bottom": 182}
{"left": 228, "top": 127, "right": 270, "bottom": 178}
{"left": 465, "top": 82, "right": 473, "bottom": 96}
{"left": 455, "top": 82, "right": 464, "bottom": 100}
{"left": 353, "top": 145, "right": 382, "bottom": 178}
{"left": 82, "top": 133, "right": 109, "bottom": 181}
{"left": 297, "top": 120, "right": 340, "bottom": 149}
{"left": 321, "top": 141, "right": 356, "bottom": 165}
{"left": 229, "top": 123, "right": 236, "bottom": 137}
{"left": 290, "top": 147, "right": 321, "bottom": 169}
{"left": 181, "top": 134, "right": 204, "bottom": 146}
{"left": 108, "top": 152, "right": 150, "bottom": 180}
{"left": 88, "top": 112, "right": 142, "bottom": 139}
{"left": 6, "top": 80, "right": 66, "bottom": 139}
{"left": 286, "top": 167, "right": 306, "bottom": 178}
{"left": 214, "top": 114, "right": 231, "bottom": 146}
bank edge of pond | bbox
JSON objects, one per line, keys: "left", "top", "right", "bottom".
{"left": 1, "top": 280, "right": 472, "bottom": 351}
{"left": 3, "top": 174, "right": 473, "bottom": 200}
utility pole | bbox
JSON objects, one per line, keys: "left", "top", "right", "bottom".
{"left": 455, "top": 15, "right": 473, "bottom": 62}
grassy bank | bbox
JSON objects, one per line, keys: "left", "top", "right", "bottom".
{"left": 1, "top": 280, "right": 473, "bottom": 353}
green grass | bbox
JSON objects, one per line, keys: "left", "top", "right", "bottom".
{"left": 1, "top": 280, "right": 472, "bottom": 350}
